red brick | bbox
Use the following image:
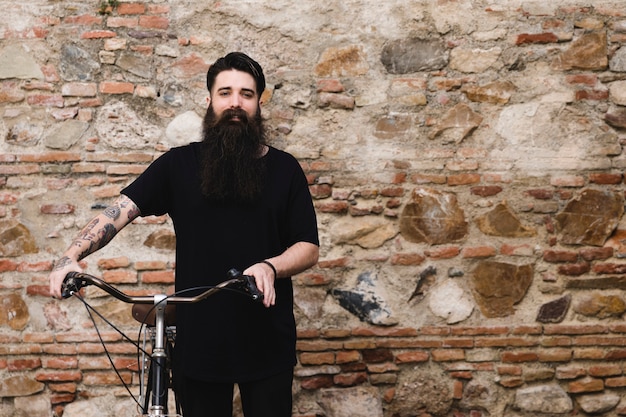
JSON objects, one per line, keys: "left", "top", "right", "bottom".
{"left": 61, "top": 82, "right": 97, "bottom": 97}
{"left": 27, "top": 93, "right": 64, "bottom": 107}
{"left": 447, "top": 173, "right": 481, "bottom": 185}
{"left": 588, "top": 364, "right": 622, "bottom": 377}
{"left": 19, "top": 152, "right": 81, "bottom": 163}
{"left": 333, "top": 372, "right": 367, "bottom": 386}
{"left": 50, "top": 393, "right": 76, "bottom": 405}
{"left": 501, "top": 351, "right": 538, "bottom": 363}
{"left": 81, "top": 30, "right": 117, "bottom": 39}
{"left": 141, "top": 270, "right": 175, "bottom": 284}
{"left": 606, "top": 376, "right": 626, "bottom": 388}
{"left": 315, "top": 201, "right": 349, "bottom": 213}
{"left": 309, "top": 184, "right": 332, "bottom": 199}
{"left": 557, "top": 262, "right": 590, "bottom": 276}
{"left": 99, "top": 81, "right": 134, "bottom": 94}
{"left": 565, "top": 74, "right": 598, "bottom": 86}
{"left": 352, "top": 327, "right": 418, "bottom": 337}
{"left": 593, "top": 263, "right": 626, "bottom": 274}
{"left": 335, "top": 350, "right": 361, "bottom": 364}
{"left": 7, "top": 358, "right": 42, "bottom": 371}
{"left": 575, "top": 89, "right": 609, "bottom": 101}
{"left": 139, "top": 15, "right": 169, "bottom": 29}
{"left": 579, "top": 246, "right": 614, "bottom": 261}
{"left": 148, "top": 4, "right": 170, "bottom": 14}
{"left": 300, "top": 375, "right": 333, "bottom": 390}
{"left": 134, "top": 260, "right": 168, "bottom": 270}
{"left": 35, "top": 370, "right": 82, "bottom": 382}
{"left": 97, "top": 269, "right": 136, "bottom": 284}
{"left": 26, "top": 285, "right": 51, "bottom": 297}
{"left": 410, "top": 173, "right": 447, "bottom": 184}
{"left": 0, "top": 259, "right": 19, "bottom": 272}
{"left": 395, "top": 351, "right": 429, "bottom": 364}
{"left": 48, "top": 382, "right": 77, "bottom": 393}
{"left": 516, "top": 32, "right": 559, "bottom": 44}
{"left": 390, "top": 253, "right": 425, "bottom": 265}
{"left": 550, "top": 175, "right": 585, "bottom": 187}
{"left": 117, "top": 2, "right": 147, "bottom": 14}
{"left": 97, "top": 257, "right": 131, "bottom": 269}
{"left": 83, "top": 371, "right": 132, "bottom": 385}
{"left": 107, "top": 17, "right": 138, "bottom": 28}
{"left": 299, "top": 352, "right": 335, "bottom": 365}
{"left": 431, "top": 349, "right": 465, "bottom": 362}
{"left": 568, "top": 377, "right": 604, "bottom": 393}
{"left": 380, "top": 186, "right": 405, "bottom": 197}
{"left": 589, "top": 172, "right": 622, "bottom": 184}
{"left": 461, "top": 246, "right": 496, "bottom": 258}
{"left": 297, "top": 340, "right": 343, "bottom": 352}
{"left": 40, "top": 204, "right": 75, "bottom": 215}
{"left": 543, "top": 249, "right": 579, "bottom": 263}
{"left": 538, "top": 349, "right": 572, "bottom": 362}
{"left": 424, "top": 246, "right": 460, "bottom": 259}
{"left": 470, "top": 185, "right": 503, "bottom": 197}
{"left": 43, "top": 357, "right": 78, "bottom": 369}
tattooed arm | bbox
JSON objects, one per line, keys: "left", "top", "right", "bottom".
{"left": 48, "top": 194, "right": 141, "bottom": 299}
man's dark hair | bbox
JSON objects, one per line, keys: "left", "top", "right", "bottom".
{"left": 206, "top": 52, "right": 266, "bottom": 96}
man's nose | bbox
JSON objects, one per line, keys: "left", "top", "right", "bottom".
{"left": 229, "top": 95, "right": 242, "bottom": 108}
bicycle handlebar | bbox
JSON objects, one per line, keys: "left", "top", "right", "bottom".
{"left": 61, "top": 268, "right": 264, "bottom": 304}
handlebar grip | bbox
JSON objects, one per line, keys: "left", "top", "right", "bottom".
{"left": 226, "top": 268, "right": 264, "bottom": 302}
{"left": 243, "top": 274, "right": 264, "bottom": 302}
{"left": 61, "top": 272, "right": 86, "bottom": 299}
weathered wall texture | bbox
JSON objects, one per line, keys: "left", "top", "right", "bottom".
{"left": 3, "top": 0, "right": 626, "bottom": 416}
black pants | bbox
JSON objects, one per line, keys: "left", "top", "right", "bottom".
{"left": 176, "top": 369, "right": 294, "bottom": 417}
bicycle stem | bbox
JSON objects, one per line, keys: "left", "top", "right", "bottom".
{"left": 150, "top": 294, "right": 168, "bottom": 416}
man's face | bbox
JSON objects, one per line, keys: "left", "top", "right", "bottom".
{"left": 208, "top": 69, "right": 260, "bottom": 122}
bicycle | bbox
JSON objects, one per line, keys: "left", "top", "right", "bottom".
{"left": 61, "top": 268, "right": 264, "bottom": 417}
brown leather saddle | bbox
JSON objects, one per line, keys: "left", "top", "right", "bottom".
{"left": 131, "top": 304, "right": 177, "bottom": 326}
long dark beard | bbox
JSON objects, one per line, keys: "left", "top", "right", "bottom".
{"left": 199, "top": 106, "right": 267, "bottom": 203}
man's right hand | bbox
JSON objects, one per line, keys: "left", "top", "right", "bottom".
{"left": 49, "top": 256, "right": 82, "bottom": 299}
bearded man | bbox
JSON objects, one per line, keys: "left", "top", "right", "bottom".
{"left": 49, "top": 52, "right": 320, "bottom": 417}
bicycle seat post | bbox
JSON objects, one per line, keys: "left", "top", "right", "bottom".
{"left": 149, "top": 294, "right": 168, "bottom": 416}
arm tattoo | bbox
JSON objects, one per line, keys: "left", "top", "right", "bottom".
{"left": 103, "top": 205, "right": 121, "bottom": 220}
{"left": 96, "top": 223, "right": 117, "bottom": 251}
{"left": 73, "top": 218, "right": 120, "bottom": 261}
{"left": 119, "top": 196, "right": 141, "bottom": 220}
{"left": 53, "top": 256, "right": 71, "bottom": 271}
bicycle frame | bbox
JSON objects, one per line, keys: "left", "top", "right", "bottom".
{"left": 62, "top": 269, "right": 263, "bottom": 417}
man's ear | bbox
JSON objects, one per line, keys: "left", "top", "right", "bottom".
{"left": 206, "top": 95, "right": 211, "bottom": 107}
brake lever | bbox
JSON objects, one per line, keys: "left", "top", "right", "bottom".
{"left": 227, "top": 268, "right": 264, "bottom": 302}
{"left": 61, "top": 272, "right": 87, "bottom": 299}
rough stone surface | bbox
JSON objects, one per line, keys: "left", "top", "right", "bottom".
{"left": 0, "top": 220, "right": 38, "bottom": 256}
{"left": 0, "top": 294, "right": 30, "bottom": 330}
{"left": 380, "top": 38, "right": 448, "bottom": 74}
{"left": 536, "top": 294, "right": 571, "bottom": 323}
{"left": 471, "top": 261, "right": 533, "bottom": 318}
{"left": 317, "top": 386, "right": 383, "bottom": 417}
{"left": 399, "top": 188, "right": 468, "bottom": 245}
{"left": 428, "top": 278, "right": 474, "bottom": 324}
{"left": 330, "top": 271, "right": 397, "bottom": 326}
{"left": 476, "top": 202, "right": 536, "bottom": 238}
{"left": 514, "top": 384, "right": 573, "bottom": 414}
{"left": 555, "top": 189, "right": 624, "bottom": 246}
{"left": 0, "top": 376, "right": 45, "bottom": 397}
{"left": 573, "top": 292, "right": 626, "bottom": 319}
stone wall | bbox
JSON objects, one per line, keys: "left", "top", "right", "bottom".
{"left": 2, "top": 0, "right": 626, "bottom": 416}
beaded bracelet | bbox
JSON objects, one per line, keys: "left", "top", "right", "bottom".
{"left": 261, "top": 260, "right": 277, "bottom": 279}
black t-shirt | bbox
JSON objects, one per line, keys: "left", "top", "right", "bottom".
{"left": 121, "top": 143, "right": 319, "bottom": 382}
